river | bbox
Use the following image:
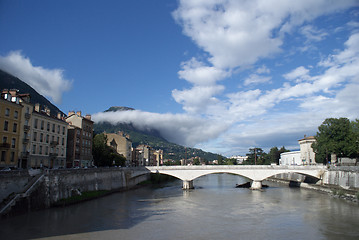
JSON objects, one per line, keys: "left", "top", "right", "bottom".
{"left": 0, "top": 173, "right": 358, "bottom": 240}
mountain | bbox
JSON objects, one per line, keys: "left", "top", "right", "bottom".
{"left": 0, "top": 69, "right": 64, "bottom": 116}
{"left": 94, "top": 107, "right": 224, "bottom": 161}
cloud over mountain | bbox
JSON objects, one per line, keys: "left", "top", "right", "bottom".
{"left": 0, "top": 51, "right": 72, "bottom": 104}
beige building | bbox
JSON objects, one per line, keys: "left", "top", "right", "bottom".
{"left": 280, "top": 135, "right": 316, "bottom": 165}
{"left": 0, "top": 90, "right": 22, "bottom": 168}
{"left": 29, "top": 104, "right": 68, "bottom": 168}
{"left": 66, "top": 111, "right": 93, "bottom": 167}
{"left": 105, "top": 132, "right": 132, "bottom": 166}
{"left": 17, "top": 93, "right": 33, "bottom": 168}
{"left": 298, "top": 135, "right": 316, "bottom": 165}
{"left": 153, "top": 149, "right": 163, "bottom": 166}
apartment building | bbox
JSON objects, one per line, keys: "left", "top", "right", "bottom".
{"left": 66, "top": 111, "right": 93, "bottom": 167}
{"left": 29, "top": 104, "right": 68, "bottom": 168}
{"left": 0, "top": 90, "right": 22, "bottom": 168}
{"left": 17, "top": 93, "right": 32, "bottom": 168}
{"left": 105, "top": 132, "right": 132, "bottom": 166}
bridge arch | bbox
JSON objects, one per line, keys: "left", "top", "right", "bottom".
{"left": 144, "top": 165, "right": 326, "bottom": 190}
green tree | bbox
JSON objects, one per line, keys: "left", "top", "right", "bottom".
{"left": 225, "top": 158, "right": 237, "bottom": 165}
{"left": 244, "top": 148, "right": 265, "bottom": 165}
{"left": 92, "top": 133, "right": 126, "bottom": 167}
{"left": 193, "top": 158, "right": 201, "bottom": 165}
{"left": 312, "top": 118, "right": 355, "bottom": 164}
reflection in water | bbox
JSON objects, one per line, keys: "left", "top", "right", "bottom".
{"left": 0, "top": 173, "right": 358, "bottom": 240}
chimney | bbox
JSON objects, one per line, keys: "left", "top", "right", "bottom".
{"left": 34, "top": 103, "right": 40, "bottom": 112}
{"left": 85, "top": 114, "right": 91, "bottom": 120}
{"left": 44, "top": 106, "right": 50, "bottom": 116}
{"left": 76, "top": 111, "right": 81, "bottom": 117}
{"left": 68, "top": 111, "right": 75, "bottom": 116}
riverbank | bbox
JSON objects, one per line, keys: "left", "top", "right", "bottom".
{"left": 268, "top": 177, "right": 359, "bottom": 203}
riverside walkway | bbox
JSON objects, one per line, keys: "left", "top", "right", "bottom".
{"left": 139, "top": 165, "right": 327, "bottom": 189}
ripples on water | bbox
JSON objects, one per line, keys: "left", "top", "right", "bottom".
{"left": 0, "top": 173, "right": 358, "bottom": 240}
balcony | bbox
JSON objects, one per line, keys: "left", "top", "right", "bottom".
{"left": 50, "top": 141, "right": 58, "bottom": 147}
{"left": 0, "top": 143, "right": 10, "bottom": 149}
{"left": 23, "top": 138, "right": 30, "bottom": 144}
{"left": 49, "top": 153, "right": 58, "bottom": 159}
{"left": 24, "top": 113, "right": 31, "bottom": 119}
{"left": 24, "top": 125, "right": 30, "bottom": 131}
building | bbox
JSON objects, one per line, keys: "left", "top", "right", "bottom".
{"left": 17, "top": 93, "right": 32, "bottom": 169}
{"left": 104, "top": 132, "right": 132, "bottom": 166}
{"left": 66, "top": 111, "right": 93, "bottom": 167}
{"left": 136, "top": 144, "right": 152, "bottom": 166}
{"left": 230, "top": 155, "right": 248, "bottom": 164}
{"left": 0, "top": 90, "right": 23, "bottom": 168}
{"left": 298, "top": 135, "right": 316, "bottom": 165}
{"left": 153, "top": 149, "right": 163, "bottom": 166}
{"left": 279, "top": 151, "right": 301, "bottom": 165}
{"left": 279, "top": 135, "right": 316, "bottom": 165}
{"left": 29, "top": 104, "right": 68, "bottom": 168}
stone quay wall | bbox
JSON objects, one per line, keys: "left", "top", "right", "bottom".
{"left": 273, "top": 166, "right": 359, "bottom": 189}
{"left": 0, "top": 168, "right": 150, "bottom": 216}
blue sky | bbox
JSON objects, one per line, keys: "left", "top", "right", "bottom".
{"left": 1, "top": 0, "right": 359, "bottom": 156}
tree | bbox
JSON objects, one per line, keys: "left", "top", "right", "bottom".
{"left": 312, "top": 118, "right": 355, "bottom": 164}
{"left": 244, "top": 148, "right": 265, "bottom": 165}
{"left": 92, "top": 133, "right": 126, "bottom": 167}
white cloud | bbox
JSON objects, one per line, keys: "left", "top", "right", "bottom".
{"left": 173, "top": 0, "right": 357, "bottom": 69}
{"left": 92, "top": 110, "right": 230, "bottom": 147}
{"left": 283, "top": 66, "right": 310, "bottom": 82}
{"left": 243, "top": 74, "right": 272, "bottom": 86}
{"left": 0, "top": 51, "right": 72, "bottom": 104}
{"left": 178, "top": 58, "right": 229, "bottom": 86}
{"left": 300, "top": 25, "right": 328, "bottom": 42}
{"left": 172, "top": 85, "right": 225, "bottom": 114}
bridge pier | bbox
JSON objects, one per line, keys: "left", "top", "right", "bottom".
{"left": 182, "top": 180, "right": 194, "bottom": 190}
{"left": 250, "top": 180, "right": 262, "bottom": 190}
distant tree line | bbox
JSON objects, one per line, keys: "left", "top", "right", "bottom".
{"left": 216, "top": 146, "right": 289, "bottom": 166}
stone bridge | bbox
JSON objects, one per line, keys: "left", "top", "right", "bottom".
{"left": 132, "top": 165, "right": 327, "bottom": 189}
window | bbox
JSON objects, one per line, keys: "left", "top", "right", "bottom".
{"left": 5, "top": 108, "right": 10, "bottom": 116}
{"left": 52, "top": 124, "right": 55, "bottom": 132}
{"left": 14, "top": 111, "right": 18, "bottom": 119}
{"left": 1, "top": 151, "right": 6, "bottom": 162}
{"left": 11, "top": 138, "right": 15, "bottom": 148}
{"left": 45, "top": 146, "right": 48, "bottom": 155}
{"left": 4, "top": 121, "right": 8, "bottom": 131}
{"left": 26, "top": 107, "right": 29, "bottom": 114}
{"left": 62, "top": 138, "right": 64, "bottom": 145}
{"left": 25, "top": 119, "right": 29, "bottom": 126}
{"left": 13, "top": 123, "right": 17, "bottom": 133}
{"left": 47, "top": 123, "right": 50, "bottom": 131}
{"left": 62, "top": 127, "right": 65, "bottom": 135}
{"left": 46, "top": 135, "right": 49, "bottom": 143}
{"left": 10, "top": 152, "right": 15, "bottom": 162}
{"left": 33, "top": 132, "right": 37, "bottom": 141}
{"left": 34, "top": 119, "right": 38, "bottom": 128}
{"left": 32, "top": 145, "right": 36, "bottom": 154}
{"left": 40, "top": 133, "right": 43, "bottom": 142}
{"left": 39, "top": 146, "right": 42, "bottom": 155}
{"left": 41, "top": 120, "right": 44, "bottom": 130}
{"left": 2, "top": 136, "right": 7, "bottom": 143}
{"left": 57, "top": 125, "right": 60, "bottom": 134}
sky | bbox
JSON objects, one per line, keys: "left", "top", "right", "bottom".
{"left": 0, "top": 0, "right": 359, "bottom": 157}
